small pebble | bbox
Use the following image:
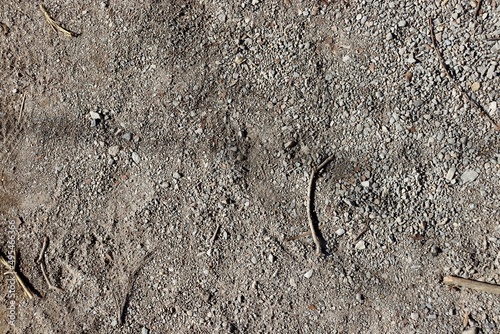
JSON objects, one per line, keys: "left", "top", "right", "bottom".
{"left": 284, "top": 141, "right": 297, "bottom": 149}
{"left": 355, "top": 240, "right": 366, "bottom": 250}
{"left": 108, "top": 145, "right": 120, "bottom": 157}
{"left": 304, "top": 269, "right": 314, "bottom": 279}
{"left": 461, "top": 170, "right": 478, "bottom": 183}
{"left": 173, "top": 172, "right": 181, "bottom": 179}
{"left": 335, "top": 228, "right": 345, "bottom": 236}
{"left": 90, "top": 111, "right": 101, "bottom": 120}
{"left": 268, "top": 254, "right": 275, "bottom": 263}
{"left": 356, "top": 293, "right": 364, "bottom": 303}
{"left": 445, "top": 166, "right": 456, "bottom": 180}
{"left": 430, "top": 245, "right": 441, "bottom": 257}
{"left": 386, "top": 32, "right": 394, "bottom": 40}
{"left": 110, "top": 318, "right": 117, "bottom": 327}
{"left": 132, "top": 152, "right": 140, "bottom": 164}
{"left": 489, "top": 101, "right": 497, "bottom": 114}
{"left": 122, "top": 132, "right": 132, "bottom": 141}
{"left": 141, "top": 327, "right": 149, "bottom": 334}
{"left": 410, "top": 312, "right": 419, "bottom": 320}
{"left": 462, "top": 328, "right": 478, "bottom": 334}
{"left": 398, "top": 20, "right": 407, "bottom": 27}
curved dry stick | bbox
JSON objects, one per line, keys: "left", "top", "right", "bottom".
{"left": 307, "top": 154, "right": 335, "bottom": 256}
{"left": 428, "top": 17, "right": 499, "bottom": 131}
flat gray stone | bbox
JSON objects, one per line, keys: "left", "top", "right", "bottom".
{"left": 461, "top": 170, "right": 478, "bottom": 183}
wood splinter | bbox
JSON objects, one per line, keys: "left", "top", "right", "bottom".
{"left": 444, "top": 275, "right": 500, "bottom": 295}
{"left": 307, "top": 154, "right": 335, "bottom": 256}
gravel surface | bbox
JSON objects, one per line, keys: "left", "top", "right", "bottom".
{"left": 0, "top": 0, "right": 499, "bottom": 333}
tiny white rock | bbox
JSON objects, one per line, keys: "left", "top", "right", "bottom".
{"left": 90, "top": 111, "right": 101, "bottom": 120}
{"left": 461, "top": 170, "right": 478, "bottom": 183}
{"left": 108, "top": 145, "right": 120, "bottom": 156}
{"left": 335, "top": 228, "right": 345, "bottom": 236}
{"left": 445, "top": 166, "right": 456, "bottom": 180}
{"left": 304, "top": 269, "right": 313, "bottom": 279}
{"left": 355, "top": 240, "right": 366, "bottom": 250}
{"left": 132, "top": 152, "right": 141, "bottom": 164}
{"left": 489, "top": 101, "right": 497, "bottom": 114}
{"left": 360, "top": 181, "right": 370, "bottom": 188}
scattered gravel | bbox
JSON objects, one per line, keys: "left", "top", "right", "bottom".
{"left": 1, "top": 0, "right": 498, "bottom": 333}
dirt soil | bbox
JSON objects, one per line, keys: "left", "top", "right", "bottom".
{"left": 1, "top": 0, "right": 499, "bottom": 333}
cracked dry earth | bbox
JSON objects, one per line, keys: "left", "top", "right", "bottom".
{"left": 1, "top": 0, "right": 499, "bottom": 333}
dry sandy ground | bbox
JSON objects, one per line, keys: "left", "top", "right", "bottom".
{"left": 1, "top": 1, "right": 499, "bottom": 333}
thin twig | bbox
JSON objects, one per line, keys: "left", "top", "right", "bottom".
{"left": 210, "top": 224, "right": 221, "bottom": 246}
{"left": 474, "top": 0, "right": 482, "bottom": 18}
{"left": 37, "top": 237, "right": 63, "bottom": 292}
{"left": 444, "top": 275, "right": 500, "bottom": 295}
{"left": 307, "top": 154, "right": 335, "bottom": 256}
{"left": 36, "top": 236, "right": 48, "bottom": 264}
{"left": 18, "top": 94, "right": 26, "bottom": 125}
{"left": 118, "top": 250, "right": 155, "bottom": 326}
{"left": 285, "top": 224, "right": 324, "bottom": 242}
{"left": 485, "top": 35, "right": 500, "bottom": 42}
{"left": 428, "top": 17, "right": 499, "bottom": 131}
{"left": 39, "top": 4, "right": 78, "bottom": 37}
{"left": 353, "top": 223, "right": 370, "bottom": 242}
{"left": 40, "top": 262, "right": 63, "bottom": 292}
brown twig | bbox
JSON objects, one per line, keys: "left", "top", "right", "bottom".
{"left": 37, "top": 237, "right": 63, "bottom": 292}
{"left": 307, "top": 154, "right": 335, "bottom": 256}
{"left": 118, "top": 250, "right": 155, "bottom": 325}
{"left": 428, "top": 17, "right": 499, "bottom": 131}
{"left": 210, "top": 224, "right": 221, "bottom": 246}
{"left": 353, "top": 222, "right": 370, "bottom": 242}
{"left": 485, "top": 35, "right": 500, "bottom": 42}
{"left": 474, "top": 0, "right": 482, "bottom": 17}
{"left": 285, "top": 224, "right": 324, "bottom": 242}
{"left": 444, "top": 275, "right": 500, "bottom": 295}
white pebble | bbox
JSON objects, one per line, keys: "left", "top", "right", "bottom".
{"left": 355, "top": 240, "right": 366, "bottom": 250}
{"left": 445, "top": 166, "right": 456, "bottom": 180}
{"left": 335, "top": 228, "right": 345, "bottom": 236}
{"left": 132, "top": 152, "right": 141, "bottom": 164}
{"left": 304, "top": 269, "right": 313, "bottom": 279}
{"left": 461, "top": 170, "right": 478, "bottom": 183}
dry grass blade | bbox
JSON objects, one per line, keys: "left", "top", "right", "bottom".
{"left": 39, "top": 4, "right": 78, "bottom": 37}
{"left": 0, "top": 254, "right": 34, "bottom": 299}
{"left": 18, "top": 94, "right": 26, "bottom": 125}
